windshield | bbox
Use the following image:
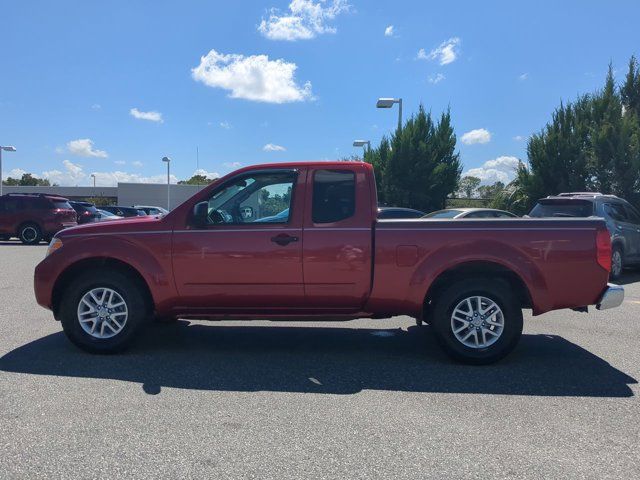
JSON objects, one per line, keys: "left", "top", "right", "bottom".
{"left": 424, "top": 209, "right": 463, "bottom": 218}
{"left": 529, "top": 200, "right": 594, "bottom": 218}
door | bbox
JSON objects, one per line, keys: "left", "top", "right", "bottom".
{"left": 302, "top": 166, "right": 373, "bottom": 310}
{"left": 0, "top": 197, "right": 20, "bottom": 234}
{"left": 172, "top": 168, "right": 306, "bottom": 310}
{"left": 605, "top": 203, "right": 639, "bottom": 259}
{"left": 622, "top": 204, "right": 640, "bottom": 261}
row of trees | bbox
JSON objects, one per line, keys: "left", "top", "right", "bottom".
{"left": 2, "top": 173, "right": 52, "bottom": 186}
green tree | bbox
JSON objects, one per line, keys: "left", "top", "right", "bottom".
{"left": 517, "top": 58, "right": 640, "bottom": 210}
{"left": 178, "top": 174, "right": 217, "bottom": 185}
{"left": 458, "top": 176, "right": 481, "bottom": 198}
{"left": 2, "top": 173, "right": 51, "bottom": 186}
{"left": 367, "top": 105, "right": 461, "bottom": 212}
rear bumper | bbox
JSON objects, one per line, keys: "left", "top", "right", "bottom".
{"left": 596, "top": 283, "right": 624, "bottom": 310}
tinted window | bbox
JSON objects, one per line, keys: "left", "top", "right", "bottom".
{"left": 378, "top": 209, "right": 423, "bottom": 219}
{"left": 623, "top": 205, "right": 640, "bottom": 224}
{"left": 604, "top": 203, "right": 628, "bottom": 222}
{"left": 206, "top": 170, "right": 296, "bottom": 225}
{"left": 424, "top": 209, "right": 463, "bottom": 219}
{"left": 312, "top": 170, "right": 355, "bottom": 223}
{"left": 529, "top": 200, "right": 594, "bottom": 218}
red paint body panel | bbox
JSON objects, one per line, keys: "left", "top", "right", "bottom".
{"left": 34, "top": 161, "right": 611, "bottom": 321}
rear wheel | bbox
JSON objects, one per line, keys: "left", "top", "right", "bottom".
{"left": 610, "top": 246, "right": 623, "bottom": 280}
{"left": 429, "top": 278, "right": 523, "bottom": 365}
{"left": 18, "top": 223, "right": 42, "bottom": 245}
{"left": 59, "top": 270, "right": 148, "bottom": 353}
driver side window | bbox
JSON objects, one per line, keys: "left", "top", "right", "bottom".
{"left": 206, "top": 171, "right": 296, "bottom": 225}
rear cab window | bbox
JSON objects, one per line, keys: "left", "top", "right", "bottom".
{"left": 529, "top": 200, "right": 594, "bottom": 218}
{"left": 312, "top": 170, "right": 355, "bottom": 223}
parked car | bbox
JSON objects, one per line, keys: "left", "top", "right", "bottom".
{"left": 34, "top": 162, "right": 622, "bottom": 364}
{"left": 101, "top": 206, "right": 146, "bottom": 217}
{"left": 96, "top": 209, "right": 123, "bottom": 221}
{"left": 0, "top": 193, "right": 77, "bottom": 244}
{"left": 133, "top": 205, "right": 169, "bottom": 216}
{"left": 528, "top": 192, "right": 640, "bottom": 279}
{"left": 424, "top": 208, "right": 518, "bottom": 219}
{"left": 69, "top": 201, "right": 100, "bottom": 224}
{"left": 377, "top": 207, "right": 426, "bottom": 219}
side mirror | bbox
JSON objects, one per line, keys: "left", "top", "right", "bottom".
{"left": 192, "top": 201, "right": 208, "bottom": 227}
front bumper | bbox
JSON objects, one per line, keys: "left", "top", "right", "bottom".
{"left": 596, "top": 283, "right": 624, "bottom": 310}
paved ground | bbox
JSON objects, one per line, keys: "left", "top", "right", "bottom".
{"left": 1, "top": 242, "right": 639, "bottom": 479}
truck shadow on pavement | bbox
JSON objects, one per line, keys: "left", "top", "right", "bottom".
{"left": 1, "top": 322, "right": 636, "bottom": 397}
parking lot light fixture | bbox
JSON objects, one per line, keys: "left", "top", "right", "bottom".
{"left": 376, "top": 97, "right": 402, "bottom": 131}
{"left": 0, "top": 145, "right": 17, "bottom": 197}
{"left": 353, "top": 140, "right": 371, "bottom": 160}
{"left": 90, "top": 174, "right": 96, "bottom": 188}
{"left": 162, "top": 156, "right": 171, "bottom": 210}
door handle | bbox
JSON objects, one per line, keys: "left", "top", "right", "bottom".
{"left": 271, "top": 233, "right": 299, "bottom": 246}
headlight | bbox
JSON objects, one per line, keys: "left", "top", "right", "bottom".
{"left": 46, "top": 238, "right": 63, "bottom": 257}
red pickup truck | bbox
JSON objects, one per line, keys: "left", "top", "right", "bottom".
{"left": 34, "top": 161, "right": 624, "bottom": 363}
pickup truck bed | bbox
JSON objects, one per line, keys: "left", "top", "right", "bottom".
{"left": 34, "top": 161, "right": 623, "bottom": 364}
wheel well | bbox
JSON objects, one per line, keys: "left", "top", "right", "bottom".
{"left": 423, "top": 261, "right": 532, "bottom": 315}
{"left": 611, "top": 239, "right": 624, "bottom": 253}
{"left": 51, "top": 257, "right": 154, "bottom": 319}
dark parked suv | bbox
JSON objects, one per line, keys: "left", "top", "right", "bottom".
{"left": 0, "top": 193, "right": 78, "bottom": 244}
{"left": 528, "top": 192, "right": 640, "bottom": 279}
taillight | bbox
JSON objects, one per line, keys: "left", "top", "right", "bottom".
{"left": 596, "top": 228, "right": 611, "bottom": 272}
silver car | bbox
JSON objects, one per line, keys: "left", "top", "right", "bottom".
{"left": 528, "top": 192, "right": 640, "bottom": 279}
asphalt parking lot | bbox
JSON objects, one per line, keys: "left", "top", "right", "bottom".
{"left": 1, "top": 243, "right": 639, "bottom": 479}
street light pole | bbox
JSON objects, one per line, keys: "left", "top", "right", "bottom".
{"left": 376, "top": 97, "right": 403, "bottom": 131}
{"left": 162, "top": 156, "right": 171, "bottom": 210}
{"left": 0, "top": 145, "right": 17, "bottom": 197}
{"left": 91, "top": 174, "right": 96, "bottom": 188}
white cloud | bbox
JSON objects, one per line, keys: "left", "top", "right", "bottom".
{"left": 513, "top": 135, "right": 526, "bottom": 141}
{"left": 461, "top": 128, "right": 491, "bottom": 145}
{"left": 464, "top": 156, "right": 520, "bottom": 185}
{"left": 130, "top": 108, "right": 163, "bottom": 123}
{"left": 67, "top": 138, "right": 108, "bottom": 158}
{"left": 194, "top": 169, "right": 220, "bottom": 180}
{"left": 7, "top": 168, "right": 27, "bottom": 178}
{"left": 192, "top": 49, "right": 313, "bottom": 103}
{"left": 428, "top": 73, "right": 446, "bottom": 84}
{"left": 384, "top": 25, "right": 394, "bottom": 37}
{"left": 418, "top": 37, "right": 461, "bottom": 65}
{"left": 263, "top": 143, "right": 286, "bottom": 151}
{"left": 91, "top": 104, "right": 101, "bottom": 110}
{"left": 258, "top": 0, "right": 350, "bottom": 41}
{"left": 114, "top": 160, "right": 126, "bottom": 165}
{"left": 518, "top": 73, "right": 529, "bottom": 81}
{"left": 223, "top": 161, "right": 242, "bottom": 168}
{"left": 132, "top": 161, "right": 143, "bottom": 167}
{"left": 39, "top": 160, "right": 180, "bottom": 186}
{"left": 219, "top": 121, "right": 232, "bottom": 129}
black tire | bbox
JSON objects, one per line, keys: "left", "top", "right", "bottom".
{"left": 610, "top": 245, "right": 624, "bottom": 280}
{"left": 18, "top": 223, "right": 42, "bottom": 245}
{"left": 429, "top": 278, "right": 523, "bottom": 365}
{"left": 59, "top": 270, "right": 148, "bottom": 353}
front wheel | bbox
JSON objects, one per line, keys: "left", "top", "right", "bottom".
{"left": 18, "top": 223, "right": 42, "bottom": 245}
{"left": 429, "top": 278, "right": 523, "bottom": 364}
{"left": 59, "top": 270, "right": 148, "bottom": 353}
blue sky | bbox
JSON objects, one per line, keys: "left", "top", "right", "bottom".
{"left": 1, "top": 0, "right": 638, "bottom": 186}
